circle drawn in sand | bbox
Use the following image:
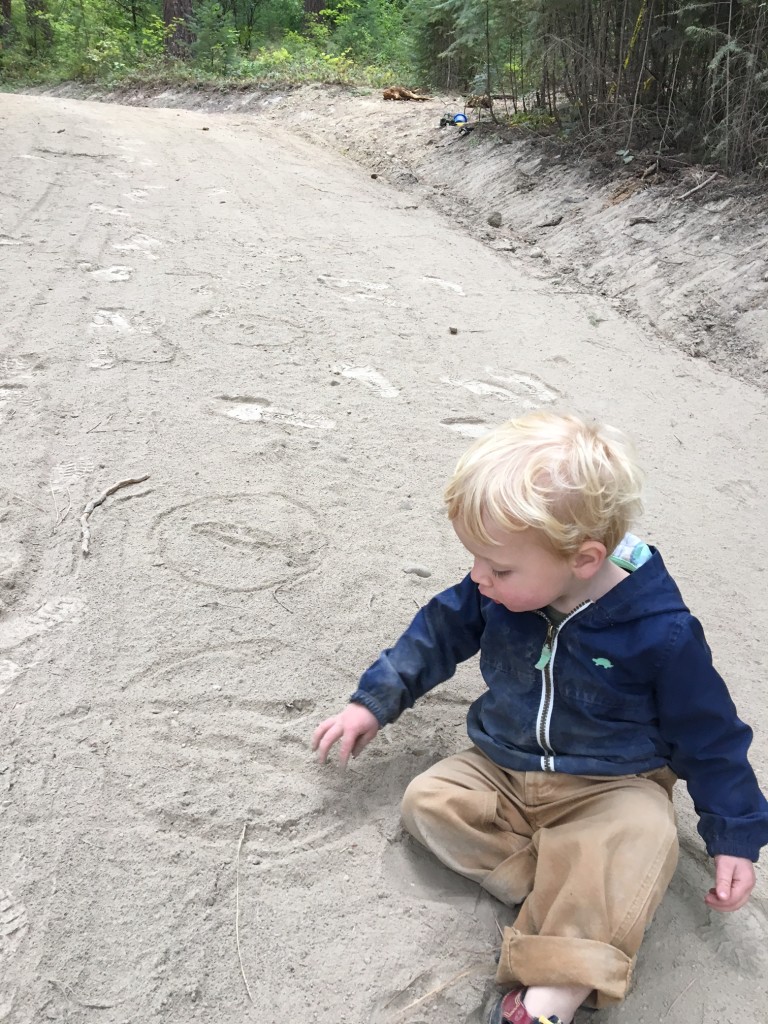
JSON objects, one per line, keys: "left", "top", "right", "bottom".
{"left": 226, "top": 315, "right": 308, "bottom": 349}
{"left": 98, "top": 643, "right": 365, "bottom": 857}
{"left": 152, "top": 492, "right": 326, "bottom": 591}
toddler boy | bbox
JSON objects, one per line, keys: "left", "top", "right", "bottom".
{"left": 313, "top": 412, "right": 768, "bottom": 1024}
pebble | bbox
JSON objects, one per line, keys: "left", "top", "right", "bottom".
{"left": 403, "top": 564, "right": 431, "bottom": 578}
{"left": 487, "top": 211, "right": 503, "bottom": 228}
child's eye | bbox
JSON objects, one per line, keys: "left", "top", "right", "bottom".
{"left": 492, "top": 569, "right": 511, "bottom": 578}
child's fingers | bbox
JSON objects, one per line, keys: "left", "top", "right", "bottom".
{"left": 712, "top": 858, "right": 755, "bottom": 909}
{"left": 705, "top": 861, "right": 755, "bottom": 911}
{"left": 311, "top": 716, "right": 337, "bottom": 750}
{"left": 714, "top": 862, "right": 736, "bottom": 902}
{"left": 351, "top": 728, "right": 378, "bottom": 760}
{"left": 313, "top": 719, "right": 344, "bottom": 763}
{"left": 705, "top": 886, "right": 752, "bottom": 912}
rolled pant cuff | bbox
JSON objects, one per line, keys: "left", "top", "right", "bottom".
{"left": 496, "top": 928, "right": 633, "bottom": 1006}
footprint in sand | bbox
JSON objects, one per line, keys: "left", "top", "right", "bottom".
{"left": 0, "top": 660, "right": 22, "bottom": 696}
{"left": 0, "top": 891, "right": 29, "bottom": 953}
{"left": 87, "top": 309, "right": 175, "bottom": 368}
{"left": 85, "top": 265, "right": 134, "bottom": 282}
{"left": 442, "top": 368, "right": 559, "bottom": 407}
{"left": 440, "top": 416, "right": 491, "bottom": 438}
{"left": 0, "top": 354, "right": 44, "bottom": 421}
{"left": 422, "top": 275, "right": 465, "bottom": 295}
{"left": 0, "top": 890, "right": 29, "bottom": 1018}
{"left": 50, "top": 458, "right": 96, "bottom": 490}
{"left": 88, "top": 203, "right": 130, "bottom": 218}
{"left": 112, "top": 233, "right": 162, "bottom": 261}
{"left": 331, "top": 365, "right": 399, "bottom": 398}
{"left": 0, "top": 354, "right": 44, "bottom": 382}
{"left": 0, "top": 596, "right": 86, "bottom": 652}
{"left": 318, "top": 274, "right": 389, "bottom": 293}
{"left": 211, "top": 395, "right": 335, "bottom": 430}
{"left": 317, "top": 274, "right": 399, "bottom": 305}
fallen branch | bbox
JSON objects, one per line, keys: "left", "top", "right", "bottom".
{"left": 235, "top": 823, "right": 255, "bottom": 1004}
{"left": 678, "top": 172, "right": 718, "bottom": 201}
{"left": 80, "top": 475, "right": 150, "bottom": 556}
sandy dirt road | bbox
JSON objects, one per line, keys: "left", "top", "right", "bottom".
{"left": 1, "top": 94, "right": 766, "bottom": 1024}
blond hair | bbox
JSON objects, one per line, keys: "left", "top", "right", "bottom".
{"left": 444, "top": 411, "right": 644, "bottom": 557}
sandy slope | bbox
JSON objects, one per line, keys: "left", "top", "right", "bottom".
{"left": 0, "top": 94, "right": 766, "bottom": 1024}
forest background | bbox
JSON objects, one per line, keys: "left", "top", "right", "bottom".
{"left": 1, "top": 1, "right": 766, "bottom": 173}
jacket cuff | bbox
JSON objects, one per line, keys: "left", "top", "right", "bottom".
{"left": 707, "top": 840, "right": 760, "bottom": 862}
{"left": 349, "top": 690, "right": 389, "bottom": 727}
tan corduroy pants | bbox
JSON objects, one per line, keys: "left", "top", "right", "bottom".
{"left": 401, "top": 747, "right": 679, "bottom": 1008}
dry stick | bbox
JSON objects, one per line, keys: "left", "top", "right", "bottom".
{"left": 0, "top": 488, "right": 46, "bottom": 514}
{"left": 394, "top": 964, "right": 487, "bottom": 1017}
{"left": 49, "top": 482, "right": 62, "bottom": 533}
{"left": 678, "top": 172, "right": 718, "bottom": 201}
{"left": 60, "top": 484, "right": 73, "bottom": 526}
{"left": 80, "top": 475, "right": 150, "bottom": 556}
{"left": 52, "top": 483, "right": 73, "bottom": 534}
{"left": 235, "top": 823, "right": 255, "bottom": 1005}
{"left": 86, "top": 412, "right": 114, "bottom": 433}
{"left": 664, "top": 976, "right": 697, "bottom": 1019}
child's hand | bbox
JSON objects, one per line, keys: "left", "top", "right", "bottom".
{"left": 312, "top": 703, "right": 380, "bottom": 767}
{"left": 705, "top": 855, "right": 756, "bottom": 912}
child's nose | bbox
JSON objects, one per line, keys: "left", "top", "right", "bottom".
{"left": 470, "top": 560, "right": 490, "bottom": 586}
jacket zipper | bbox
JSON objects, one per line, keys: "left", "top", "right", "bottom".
{"left": 534, "top": 602, "right": 590, "bottom": 771}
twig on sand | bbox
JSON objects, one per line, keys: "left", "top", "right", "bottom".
{"left": 0, "top": 487, "right": 46, "bottom": 514}
{"left": 86, "top": 412, "right": 113, "bottom": 434}
{"left": 51, "top": 482, "right": 73, "bottom": 534}
{"left": 272, "top": 585, "right": 293, "bottom": 614}
{"left": 391, "top": 964, "right": 487, "bottom": 1017}
{"left": 664, "top": 977, "right": 697, "bottom": 1019}
{"left": 80, "top": 475, "right": 150, "bottom": 556}
{"left": 236, "top": 823, "right": 255, "bottom": 1005}
{"left": 49, "top": 482, "right": 62, "bottom": 532}
{"left": 678, "top": 172, "right": 717, "bottom": 200}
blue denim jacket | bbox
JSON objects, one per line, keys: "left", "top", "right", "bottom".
{"left": 351, "top": 546, "right": 768, "bottom": 862}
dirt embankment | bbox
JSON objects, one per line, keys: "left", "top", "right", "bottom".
{"left": 30, "top": 80, "right": 768, "bottom": 391}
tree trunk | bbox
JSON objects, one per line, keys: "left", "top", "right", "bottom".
{"left": 1, "top": 0, "right": 13, "bottom": 41}
{"left": 24, "top": 0, "right": 52, "bottom": 51}
{"left": 304, "top": 0, "right": 325, "bottom": 14}
{"left": 164, "top": 0, "right": 194, "bottom": 57}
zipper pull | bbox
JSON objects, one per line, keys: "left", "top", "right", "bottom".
{"left": 535, "top": 644, "right": 552, "bottom": 671}
{"left": 535, "top": 622, "right": 556, "bottom": 671}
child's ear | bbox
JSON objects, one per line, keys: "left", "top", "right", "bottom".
{"left": 571, "top": 540, "right": 607, "bottom": 579}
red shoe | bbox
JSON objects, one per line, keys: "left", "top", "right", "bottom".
{"left": 487, "top": 987, "right": 564, "bottom": 1024}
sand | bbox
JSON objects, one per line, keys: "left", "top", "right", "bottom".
{"left": 0, "top": 93, "right": 766, "bottom": 1024}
